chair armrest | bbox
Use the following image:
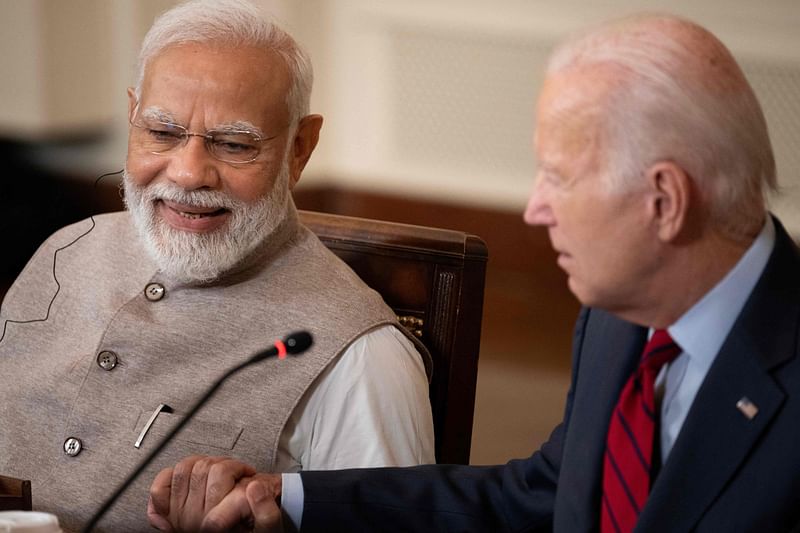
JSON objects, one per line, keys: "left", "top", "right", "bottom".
{"left": 0, "top": 474, "right": 32, "bottom": 511}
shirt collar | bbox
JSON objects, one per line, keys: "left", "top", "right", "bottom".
{"left": 667, "top": 217, "right": 775, "bottom": 370}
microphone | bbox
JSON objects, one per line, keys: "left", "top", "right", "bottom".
{"left": 81, "top": 330, "right": 313, "bottom": 532}
{"left": 247, "top": 330, "right": 313, "bottom": 363}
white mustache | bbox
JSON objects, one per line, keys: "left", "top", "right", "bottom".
{"left": 140, "top": 182, "right": 244, "bottom": 211}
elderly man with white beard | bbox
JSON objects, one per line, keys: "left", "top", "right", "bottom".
{"left": 0, "top": 1, "right": 434, "bottom": 530}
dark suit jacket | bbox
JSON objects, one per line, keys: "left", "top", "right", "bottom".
{"left": 300, "top": 217, "right": 800, "bottom": 532}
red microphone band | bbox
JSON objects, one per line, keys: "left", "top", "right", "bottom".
{"left": 275, "top": 340, "right": 287, "bottom": 359}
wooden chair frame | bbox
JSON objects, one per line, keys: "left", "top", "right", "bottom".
{"left": 0, "top": 474, "right": 31, "bottom": 511}
{"left": 300, "top": 210, "right": 488, "bottom": 464}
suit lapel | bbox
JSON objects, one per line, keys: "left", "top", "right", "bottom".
{"left": 637, "top": 340, "right": 786, "bottom": 532}
{"left": 555, "top": 309, "right": 647, "bottom": 533}
{"left": 637, "top": 218, "right": 800, "bottom": 532}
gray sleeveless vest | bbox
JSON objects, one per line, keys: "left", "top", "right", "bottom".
{"left": 0, "top": 205, "right": 425, "bottom": 532}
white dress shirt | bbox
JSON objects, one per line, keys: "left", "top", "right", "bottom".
{"left": 280, "top": 324, "right": 435, "bottom": 529}
{"left": 659, "top": 217, "right": 774, "bottom": 462}
{"left": 276, "top": 324, "right": 435, "bottom": 470}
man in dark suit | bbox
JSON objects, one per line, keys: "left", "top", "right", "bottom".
{"left": 148, "top": 13, "right": 800, "bottom": 533}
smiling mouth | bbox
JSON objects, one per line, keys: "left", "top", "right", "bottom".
{"left": 153, "top": 199, "right": 233, "bottom": 233}
{"left": 160, "top": 199, "right": 229, "bottom": 218}
{"left": 175, "top": 208, "right": 227, "bottom": 219}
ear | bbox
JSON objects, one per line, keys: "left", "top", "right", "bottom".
{"left": 645, "top": 161, "right": 692, "bottom": 242}
{"left": 127, "top": 87, "right": 138, "bottom": 124}
{"left": 287, "top": 114, "right": 323, "bottom": 190}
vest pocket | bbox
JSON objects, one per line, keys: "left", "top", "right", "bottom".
{"left": 133, "top": 410, "right": 243, "bottom": 450}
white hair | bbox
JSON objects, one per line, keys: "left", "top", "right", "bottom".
{"left": 135, "top": 0, "right": 313, "bottom": 124}
{"left": 547, "top": 13, "right": 776, "bottom": 240}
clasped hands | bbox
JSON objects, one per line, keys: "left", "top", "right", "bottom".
{"left": 147, "top": 455, "right": 284, "bottom": 532}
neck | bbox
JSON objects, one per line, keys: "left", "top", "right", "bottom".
{"left": 617, "top": 223, "right": 760, "bottom": 329}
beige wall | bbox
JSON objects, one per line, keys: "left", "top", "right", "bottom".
{"left": 0, "top": 1, "right": 115, "bottom": 137}
{"left": 293, "top": 0, "right": 800, "bottom": 231}
{"left": 1, "top": 0, "right": 798, "bottom": 231}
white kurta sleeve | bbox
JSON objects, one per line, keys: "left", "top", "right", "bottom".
{"left": 274, "top": 324, "right": 435, "bottom": 470}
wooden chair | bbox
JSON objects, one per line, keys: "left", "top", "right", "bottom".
{"left": 0, "top": 474, "right": 31, "bottom": 511}
{"left": 300, "top": 210, "right": 488, "bottom": 464}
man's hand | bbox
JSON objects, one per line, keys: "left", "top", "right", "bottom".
{"left": 147, "top": 455, "right": 284, "bottom": 532}
{"left": 244, "top": 476, "right": 284, "bottom": 533}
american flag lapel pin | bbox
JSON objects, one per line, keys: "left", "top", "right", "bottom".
{"left": 736, "top": 397, "right": 759, "bottom": 420}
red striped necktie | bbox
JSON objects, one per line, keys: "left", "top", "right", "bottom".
{"left": 601, "top": 329, "right": 682, "bottom": 533}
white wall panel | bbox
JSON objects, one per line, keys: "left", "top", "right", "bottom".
{"left": 1, "top": 0, "right": 797, "bottom": 232}
{"left": 298, "top": 0, "right": 800, "bottom": 232}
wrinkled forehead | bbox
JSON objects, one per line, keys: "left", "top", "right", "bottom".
{"left": 137, "top": 42, "right": 292, "bottom": 126}
{"left": 534, "top": 65, "right": 617, "bottom": 159}
{"left": 141, "top": 41, "right": 292, "bottom": 89}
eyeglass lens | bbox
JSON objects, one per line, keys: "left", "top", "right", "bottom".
{"left": 132, "top": 118, "right": 264, "bottom": 163}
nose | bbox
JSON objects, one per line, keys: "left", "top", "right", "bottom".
{"left": 165, "top": 136, "right": 220, "bottom": 191}
{"left": 523, "top": 177, "right": 556, "bottom": 226}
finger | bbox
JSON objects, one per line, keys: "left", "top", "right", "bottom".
{"left": 246, "top": 479, "right": 284, "bottom": 533}
{"left": 169, "top": 455, "right": 205, "bottom": 523}
{"left": 184, "top": 456, "right": 224, "bottom": 517}
{"left": 149, "top": 466, "right": 175, "bottom": 519}
{"left": 147, "top": 494, "right": 174, "bottom": 532}
{"left": 200, "top": 479, "right": 252, "bottom": 533}
{"left": 204, "top": 459, "right": 256, "bottom": 511}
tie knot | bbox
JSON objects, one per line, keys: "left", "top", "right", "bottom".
{"left": 640, "top": 329, "right": 681, "bottom": 372}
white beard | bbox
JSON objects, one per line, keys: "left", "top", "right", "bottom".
{"left": 123, "top": 162, "right": 290, "bottom": 284}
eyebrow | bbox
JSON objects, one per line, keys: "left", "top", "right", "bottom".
{"left": 213, "top": 121, "right": 265, "bottom": 138}
{"left": 138, "top": 108, "right": 265, "bottom": 138}
{"left": 139, "top": 106, "right": 176, "bottom": 123}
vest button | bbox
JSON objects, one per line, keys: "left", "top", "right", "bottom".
{"left": 96, "top": 350, "right": 118, "bottom": 371}
{"left": 144, "top": 283, "right": 166, "bottom": 302}
{"left": 63, "top": 437, "right": 83, "bottom": 457}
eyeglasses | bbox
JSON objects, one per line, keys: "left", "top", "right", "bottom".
{"left": 130, "top": 117, "right": 284, "bottom": 164}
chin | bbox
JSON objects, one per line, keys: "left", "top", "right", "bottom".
{"left": 566, "top": 277, "right": 597, "bottom": 308}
